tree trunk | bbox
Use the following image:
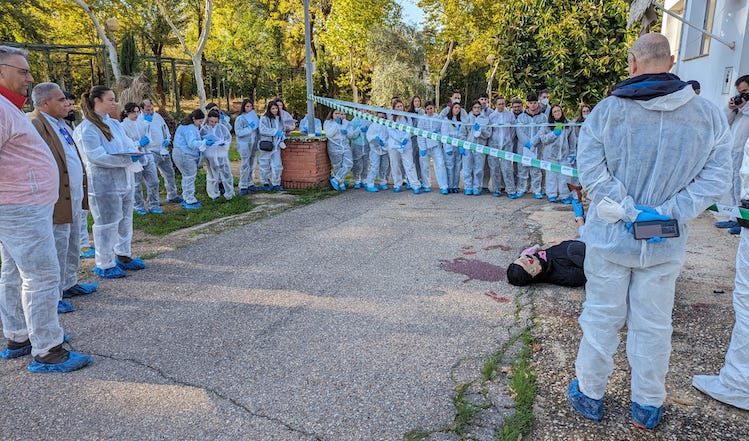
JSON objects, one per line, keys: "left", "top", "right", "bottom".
{"left": 192, "top": 54, "right": 207, "bottom": 111}
{"left": 435, "top": 40, "right": 454, "bottom": 108}
{"left": 349, "top": 45, "right": 358, "bottom": 104}
{"left": 486, "top": 56, "right": 500, "bottom": 96}
{"left": 71, "top": 0, "right": 121, "bottom": 82}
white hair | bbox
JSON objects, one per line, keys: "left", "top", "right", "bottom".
{"left": 31, "top": 82, "right": 62, "bottom": 107}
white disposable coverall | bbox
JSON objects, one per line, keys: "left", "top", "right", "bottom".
{"left": 575, "top": 86, "right": 732, "bottom": 407}
{"left": 323, "top": 118, "right": 356, "bottom": 187}
{"left": 234, "top": 110, "right": 260, "bottom": 190}
{"left": 692, "top": 136, "right": 749, "bottom": 410}
{"left": 416, "top": 114, "right": 447, "bottom": 191}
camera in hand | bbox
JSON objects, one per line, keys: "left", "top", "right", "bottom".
{"left": 732, "top": 92, "right": 749, "bottom": 106}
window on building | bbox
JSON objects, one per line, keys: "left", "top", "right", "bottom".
{"left": 683, "top": 0, "right": 717, "bottom": 60}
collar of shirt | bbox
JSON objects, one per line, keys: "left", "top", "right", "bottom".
{"left": 41, "top": 110, "right": 75, "bottom": 145}
{"left": 0, "top": 84, "right": 27, "bottom": 109}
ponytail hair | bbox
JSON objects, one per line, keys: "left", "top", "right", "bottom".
{"left": 180, "top": 109, "right": 205, "bottom": 125}
{"left": 81, "top": 85, "right": 114, "bottom": 141}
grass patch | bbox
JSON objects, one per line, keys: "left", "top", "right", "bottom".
{"left": 287, "top": 185, "right": 338, "bottom": 205}
{"left": 132, "top": 171, "right": 255, "bottom": 236}
{"left": 498, "top": 328, "right": 537, "bottom": 441}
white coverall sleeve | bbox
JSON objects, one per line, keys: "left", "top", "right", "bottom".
{"left": 77, "top": 123, "right": 133, "bottom": 169}
{"left": 656, "top": 112, "right": 733, "bottom": 221}
{"left": 323, "top": 120, "right": 340, "bottom": 139}
{"left": 234, "top": 117, "right": 251, "bottom": 138}
{"left": 742, "top": 137, "right": 749, "bottom": 201}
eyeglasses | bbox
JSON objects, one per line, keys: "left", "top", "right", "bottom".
{"left": 0, "top": 63, "right": 32, "bottom": 77}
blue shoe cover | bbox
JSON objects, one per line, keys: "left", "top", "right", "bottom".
{"left": 472, "top": 189, "right": 480, "bottom": 196}
{"left": 729, "top": 226, "right": 742, "bottom": 235}
{"left": 134, "top": 208, "right": 147, "bottom": 215}
{"left": 631, "top": 402, "right": 663, "bottom": 429}
{"left": 93, "top": 265, "right": 127, "bottom": 279}
{"left": 340, "top": 182, "right": 347, "bottom": 191}
{"left": 567, "top": 379, "right": 603, "bottom": 421}
{"left": 167, "top": 196, "right": 184, "bottom": 203}
{"left": 422, "top": 187, "right": 431, "bottom": 193}
{"left": 63, "top": 283, "right": 98, "bottom": 298}
{"left": 560, "top": 197, "right": 573, "bottom": 204}
{"left": 379, "top": 184, "right": 388, "bottom": 190}
{"left": 482, "top": 187, "right": 490, "bottom": 193}
{"left": 79, "top": 247, "right": 95, "bottom": 259}
{"left": 440, "top": 189, "right": 448, "bottom": 195}
{"left": 262, "top": 184, "right": 272, "bottom": 192}
{"left": 464, "top": 189, "right": 472, "bottom": 195}
{"left": 393, "top": 187, "right": 402, "bottom": 193}
{"left": 548, "top": 197, "right": 558, "bottom": 203}
{"left": 78, "top": 282, "right": 98, "bottom": 293}
{"left": 57, "top": 300, "right": 76, "bottom": 314}
{"left": 181, "top": 201, "right": 202, "bottom": 210}
{"left": 330, "top": 178, "right": 339, "bottom": 191}
{"left": 715, "top": 220, "right": 738, "bottom": 229}
{"left": 1, "top": 343, "right": 32, "bottom": 359}
{"left": 64, "top": 334, "right": 70, "bottom": 343}
{"left": 150, "top": 207, "right": 164, "bottom": 214}
{"left": 117, "top": 257, "right": 145, "bottom": 271}
{"left": 405, "top": 183, "right": 412, "bottom": 190}
{"left": 28, "top": 351, "right": 93, "bottom": 373}
{"left": 534, "top": 192, "right": 543, "bottom": 199}
{"left": 354, "top": 183, "right": 362, "bottom": 189}
{"left": 493, "top": 191, "right": 501, "bottom": 197}
{"left": 413, "top": 187, "right": 421, "bottom": 195}
{"left": 366, "top": 186, "right": 379, "bottom": 192}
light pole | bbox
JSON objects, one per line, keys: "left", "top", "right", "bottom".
{"left": 303, "top": 0, "right": 315, "bottom": 134}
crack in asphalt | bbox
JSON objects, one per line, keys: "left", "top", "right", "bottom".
{"left": 89, "top": 352, "right": 323, "bottom": 440}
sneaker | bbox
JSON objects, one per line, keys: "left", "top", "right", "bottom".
{"left": 134, "top": 208, "right": 147, "bottom": 215}
{"left": 330, "top": 178, "right": 340, "bottom": 191}
{"left": 272, "top": 185, "right": 285, "bottom": 191}
{"left": 27, "top": 345, "right": 93, "bottom": 374}
{"left": 379, "top": 184, "right": 388, "bottom": 191}
{"left": 548, "top": 196, "right": 558, "bottom": 203}
{"left": 57, "top": 300, "right": 76, "bottom": 314}
{"left": 422, "top": 187, "right": 431, "bottom": 193}
{"left": 181, "top": 201, "right": 202, "bottom": 210}
{"left": 354, "top": 183, "right": 362, "bottom": 189}
{"left": 472, "top": 189, "right": 481, "bottom": 196}
{"left": 715, "top": 220, "right": 739, "bottom": 229}
{"left": 567, "top": 379, "right": 603, "bottom": 422}
{"left": 93, "top": 266, "right": 127, "bottom": 279}
{"left": 167, "top": 196, "right": 184, "bottom": 203}
{"left": 412, "top": 187, "right": 421, "bottom": 195}
{"left": 116, "top": 256, "right": 146, "bottom": 271}
{"left": 729, "top": 226, "right": 742, "bottom": 235}
{"left": 1, "top": 339, "right": 32, "bottom": 359}
{"left": 493, "top": 191, "right": 501, "bottom": 197}
{"left": 464, "top": 189, "right": 472, "bottom": 195}
{"left": 440, "top": 189, "right": 449, "bottom": 195}
{"left": 262, "top": 184, "right": 272, "bottom": 192}
{"left": 366, "top": 186, "right": 379, "bottom": 192}
{"left": 534, "top": 192, "right": 543, "bottom": 199}
{"left": 79, "top": 247, "right": 95, "bottom": 259}
{"left": 239, "top": 188, "right": 250, "bottom": 196}
{"left": 149, "top": 207, "right": 164, "bottom": 214}
{"left": 631, "top": 402, "right": 663, "bottom": 429}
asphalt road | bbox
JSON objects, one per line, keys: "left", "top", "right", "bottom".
{"left": 1, "top": 189, "right": 544, "bottom": 440}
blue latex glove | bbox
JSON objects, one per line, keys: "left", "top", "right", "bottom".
{"left": 446, "top": 150, "right": 454, "bottom": 156}
{"left": 301, "top": 128, "right": 308, "bottom": 135}
{"left": 138, "top": 136, "right": 150, "bottom": 147}
{"left": 249, "top": 121, "right": 256, "bottom": 129}
{"left": 573, "top": 199, "right": 584, "bottom": 218}
{"left": 162, "top": 139, "right": 170, "bottom": 147}
{"left": 524, "top": 141, "right": 532, "bottom": 148}
{"left": 553, "top": 128, "right": 562, "bottom": 136}
{"left": 400, "top": 138, "right": 408, "bottom": 147}
{"left": 420, "top": 149, "right": 427, "bottom": 157}
{"left": 634, "top": 205, "right": 671, "bottom": 222}
{"left": 568, "top": 154, "right": 575, "bottom": 164}
{"left": 473, "top": 122, "right": 480, "bottom": 131}
{"left": 335, "top": 118, "right": 342, "bottom": 124}
{"left": 314, "top": 131, "right": 322, "bottom": 136}
{"left": 144, "top": 113, "right": 153, "bottom": 122}
{"left": 275, "top": 129, "right": 283, "bottom": 138}
{"left": 205, "top": 138, "right": 215, "bottom": 146}
{"left": 342, "top": 129, "right": 348, "bottom": 135}
{"left": 220, "top": 111, "right": 226, "bottom": 119}
{"left": 375, "top": 136, "right": 385, "bottom": 147}
{"left": 130, "top": 155, "right": 141, "bottom": 162}
{"left": 361, "top": 125, "right": 368, "bottom": 133}
{"left": 459, "top": 147, "right": 466, "bottom": 155}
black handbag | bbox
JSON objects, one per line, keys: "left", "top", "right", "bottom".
{"left": 259, "top": 140, "right": 274, "bottom": 152}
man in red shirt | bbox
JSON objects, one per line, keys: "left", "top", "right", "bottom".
{"left": 0, "top": 45, "right": 92, "bottom": 372}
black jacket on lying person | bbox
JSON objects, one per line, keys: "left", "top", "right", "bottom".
{"left": 507, "top": 240, "right": 586, "bottom": 287}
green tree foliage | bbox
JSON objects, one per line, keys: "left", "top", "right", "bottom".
{"left": 367, "top": 25, "right": 430, "bottom": 106}
{"left": 119, "top": 32, "right": 139, "bottom": 75}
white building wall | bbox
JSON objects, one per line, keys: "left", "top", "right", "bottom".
{"left": 663, "top": 0, "right": 749, "bottom": 108}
